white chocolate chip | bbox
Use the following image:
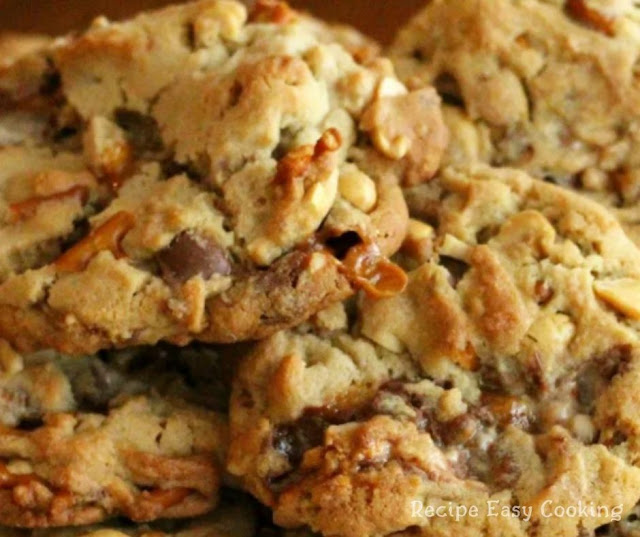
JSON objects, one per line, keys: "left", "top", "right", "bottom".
{"left": 338, "top": 164, "right": 377, "bottom": 212}
{"left": 594, "top": 278, "right": 640, "bottom": 319}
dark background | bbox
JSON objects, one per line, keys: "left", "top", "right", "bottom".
{"left": 0, "top": 1, "right": 425, "bottom": 44}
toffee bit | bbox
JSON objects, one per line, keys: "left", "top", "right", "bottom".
{"left": 341, "top": 241, "right": 408, "bottom": 298}
{"left": 275, "top": 128, "right": 342, "bottom": 185}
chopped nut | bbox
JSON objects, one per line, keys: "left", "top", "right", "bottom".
{"left": 375, "top": 76, "right": 408, "bottom": 99}
{"left": 338, "top": 164, "right": 377, "bottom": 212}
{"left": 373, "top": 132, "right": 411, "bottom": 160}
{"left": 246, "top": 129, "right": 342, "bottom": 265}
{"left": 407, "top": 219, "right": 435, "bottom": 243}
{"left": 594, "top": 279, "right": 640, "bottom": 319}
{"left": 310, "top": 301, "right": 348, "bottom": 332}
{"left": 438, "top": 234, "right": 471, "bottom": 261}
{"left": 402, "top": 219, "right": 435, "bottom": 264}
{"left": 55, "top": 211, "right": 135, "bottom": 273}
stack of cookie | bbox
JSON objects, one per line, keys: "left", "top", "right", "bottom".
{"left": 1, "top": 0, "right": 640, "bottom": 536}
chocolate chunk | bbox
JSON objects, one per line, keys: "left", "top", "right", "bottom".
{"left": 158, "top": 231, "right": 232, "bottom": 285}
{"left": 440, "top": 255, "right": 469, "bottom": 287}
{"left": 114, "top": 108, "right": 164, "bottom": 153}
{"left": 272, "top": 415, "right": 328, "bottom": 468}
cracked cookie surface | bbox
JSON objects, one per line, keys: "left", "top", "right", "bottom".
{"left": 0, "top": 340, "right": 229, "bottom": 528}
{"left": 0, "top": 0, "right": 447, "bottom": 354}
{"left": 390, "top": 0, "right": 640, "bottom": 243}
{"left": 228, "top": 165, "right": 640, "bottom": 537}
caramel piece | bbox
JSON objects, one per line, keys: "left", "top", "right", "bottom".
{"left": 275, "top": 128, "right": 342, "bottom": 186}
{"left": 341, "top": 242, "right": 408, "bottom": 298}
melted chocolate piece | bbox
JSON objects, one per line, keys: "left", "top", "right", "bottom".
{"left": 158, "top": 231, "right": 232, "bottom": 285}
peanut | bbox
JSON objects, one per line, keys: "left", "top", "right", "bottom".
{"left": 402, "top": 219, "right": 435, "bottom": 264}
{"left": 438, "top": 234, "right": 471, "bottom": 261}
{"left": 338, "top": 164, "right": 377, "bottom": 212}
{"left": 594, "top": 278, "right": 640, "bottom": 319}
{"left": 372, "top": 131, "right": 411, "bottom": 160}
{"left": 375, "top": 76, "right": 407, "bottom": 99}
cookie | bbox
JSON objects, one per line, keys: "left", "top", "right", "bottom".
{"left": 0, "top": 0, "right": 447, "bottom": 354}
{"left": 228, "top": 165, "right": 640, "bottom": 537}
{"left": 3, "top": 500, "right": 256, "bottom": 537}
{"left": 1, "top": 500, "right": 256, "bottom": 537}
{"left": 389, "top": 0, "right": 640, "bottom": 242}
{"left": 0, "top": 33, "right": 50, "bottom": 69}
{"left": 0, "top": 341, "right": 229, "bottom": 527}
